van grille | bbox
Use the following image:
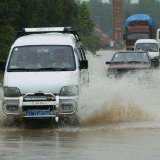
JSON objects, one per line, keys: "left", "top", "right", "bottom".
{"left": 23, "top": 94, "right": 56, "bottom": 102}
{"left": 23, "top": 105, "right": 56, "bottom": 111}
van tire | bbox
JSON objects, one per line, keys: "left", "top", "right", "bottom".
{"left": 58, "top": 115, "right": 80, "bottom": 127}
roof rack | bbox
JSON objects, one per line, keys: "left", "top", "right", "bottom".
{"left": 16, "top": 27, "right": 81, "bottom": 42}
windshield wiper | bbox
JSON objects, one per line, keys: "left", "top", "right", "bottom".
{"left": 139, "top": 61, "right": 149, "bottom": 64}
{"left": 112, "top": 61, "right": 127, "bottom": 63}
{"left": 37, "top": 67, "right": 73, "bottom": 71}
{"left": 127, "top": 61, "right": 148, "bottom": 63}
{"left": 148, "top": 48, "right": 157, "bottom": 52}
{"left": 127, "top": 61, "right": 140, "bottom": 63}
{"left": 8, "top": 67, "right": 73, "bottom": 72}
{"left": 8, "top": 68, "right": 34, "bottom": 72}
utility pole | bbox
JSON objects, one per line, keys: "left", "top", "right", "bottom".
{"left": 112, "top": 0, "right": 123, "bottom": 48}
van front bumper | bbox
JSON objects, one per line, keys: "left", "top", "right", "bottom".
{"left": 2, "top": 93, "right": 78, "bottom": 119}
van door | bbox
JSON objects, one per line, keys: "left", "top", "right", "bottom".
{"left": 80, "top": 46, "right": 89, "bottom": 84}
{"left": 76, "top": 46, "right": 89, "bottom": 85}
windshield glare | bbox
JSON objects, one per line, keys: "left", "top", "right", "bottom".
{"left": 136, "top": 43, "right": 158, "bottom": 52}
{"left": 8, "top": 45, "right": 76, "bottom": 71}
{"left": 112, "top": 52, "right": 150, "bottom": 63}
{"left": 127, "top": 33, "right": 149, "bottom": 40}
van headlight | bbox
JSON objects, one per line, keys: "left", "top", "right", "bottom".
{"left": 3, "top": 100, "right": 19, "bottom": 114}
{"left": 59, "top": 100, "right": 77, "bottom": 113}
{"left": 4, "top": 87, "right": 21, "bottom": 97}
{"left": 108, "top": 69, "right": 117, "bottom": 74}
{"left": 59, "top": 85, "right": 79, "bottom": 96}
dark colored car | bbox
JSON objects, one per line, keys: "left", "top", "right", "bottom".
{"left": 106, "top": 51, "right": 152, "bottom": 78}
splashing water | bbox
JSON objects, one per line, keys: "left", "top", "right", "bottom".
{"left": 78, "top": 50, "right": 160, "bottom": 126}
{"left": 1, "top": 50, "right": 160, "bottom": 130}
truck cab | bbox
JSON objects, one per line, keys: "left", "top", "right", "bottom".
{"left": 0, "top": 27, "right": 89, "bottom": 123}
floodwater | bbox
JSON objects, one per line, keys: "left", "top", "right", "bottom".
{"left": 1, "top": 50, "right": 160, "bottom": 160}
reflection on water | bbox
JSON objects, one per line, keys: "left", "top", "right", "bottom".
{"left": 1, "top": 126, "right": 160, "bottom": 160}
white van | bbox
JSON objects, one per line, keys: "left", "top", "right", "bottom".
{"left": 0, "top": 27, "right": 89, "bottom": 123}
{"left": 156, "top": 28, "right": 160, "bottom": 49}
{"left": 134, "top": 39, "right": 160, "bottom": 60}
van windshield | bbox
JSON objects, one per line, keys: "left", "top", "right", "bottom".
{"left": 8, "top": 45, "right": 76, "bottom": 71}
{"left": 135, "top": 43, "right": 158, "bottom": 52}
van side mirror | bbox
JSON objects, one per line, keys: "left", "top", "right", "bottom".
{"left": 80, "top": 60, "right": 88, "bottom": 70}
{"left": 106, "top": 61, "right": 111, "bottom": 65}
{"left": 0, "top": 60, "right": 6, "bottom": 70}
{"left": 131, "top": 46, "right": 134, "bottom": 51}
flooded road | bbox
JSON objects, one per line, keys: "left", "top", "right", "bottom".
{"left": 1, "top": 126, "right": 160, "bottom": 160}
{"left": 1, "top": 50, "right": 160, "bottom": 160}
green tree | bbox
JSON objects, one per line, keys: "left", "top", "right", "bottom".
{"left": 0, "top": 0, "right": 19, "bottom": 60}
{"left": 0, "top": 26, "right": 15, "bottom": 60}
{"left": 87, "top": 0, "right": 112, "bottom": 36}
{"left": 16, "top": 0, "right": 41, "bottom": 28}
{"left": 78, "top": 2, "right": 94, "bottom": 35}
{"left": 0, "top": 0, "right": 20, "bottom": 26}
{"left": 77, "top": 2, "right": 101, "bottom": 53}
{"left": 44, "top": 0, "right": 79, "bottom": 27}
{"left": 0, "top": 0, "right": 101, "bottom": 60}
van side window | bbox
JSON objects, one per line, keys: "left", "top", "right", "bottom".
{"left": 77, "top": 46, "right": 86, "bottom": 61}
{"left": 80, "top": 47, "right": 86, "bottom": 60}
{"left": 76, "top": 48, "right": 83, "bottom": 61}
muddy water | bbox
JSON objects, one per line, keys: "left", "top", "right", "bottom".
{"left": 1, "top": 50, "right": 160, "bottom": 160}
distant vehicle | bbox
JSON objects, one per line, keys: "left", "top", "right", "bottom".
{"left": 134, "top": 39, "right": 160, "bottom": 60}
{"left": 106, "top": 51, "right": 152, "bottom": 78}
{"left": 124, "top": 14, "right": 156, "bottom": 50}
{"left": 156, "top": 28, "right": 160, "bottom": 49}
{"left": 0, "top": 27, "right": 89, "bottom": 124}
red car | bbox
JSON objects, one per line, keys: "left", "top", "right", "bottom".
{"left": 106, "top": 51, "right": 153, "bottom": 78}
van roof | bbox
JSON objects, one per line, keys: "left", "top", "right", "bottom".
{"left": 12, "top": 33, "right": 78, "bottom": 48}
{"left": 135, "top": 39, "right": 158, "bottom": 44}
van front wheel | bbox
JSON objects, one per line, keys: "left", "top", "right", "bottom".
{"left": 58, "top": 115, "right": 80, "bottom": 127}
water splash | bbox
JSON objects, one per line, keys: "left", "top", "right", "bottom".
{"left": 78, "top": 51, "right": 160, "bottom": 126}
{"left": 1, "top": 50, "right": 160, "bottom": 130}
{"left": 83, "top": 100, "right": 151, "bottom": 126}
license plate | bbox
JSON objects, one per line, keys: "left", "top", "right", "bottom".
{"left": 26, "top": 110, "right": 50, "bottom": 116}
